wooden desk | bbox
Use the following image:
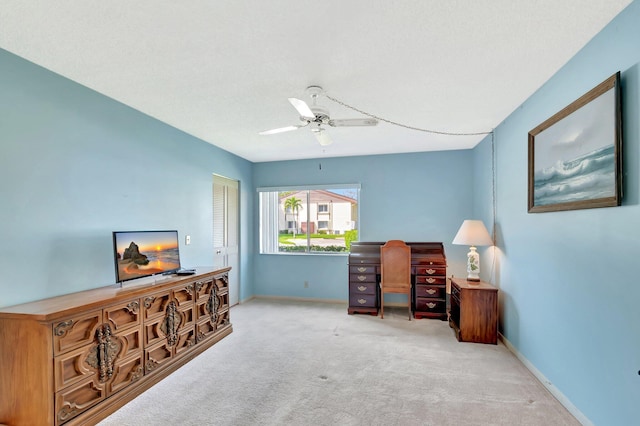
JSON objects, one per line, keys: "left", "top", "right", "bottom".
{"left": 449, "top": 277, "right": 498, "bottom": 344}
{"left": 348, "top": 242, "right": 447, "bottom": 319}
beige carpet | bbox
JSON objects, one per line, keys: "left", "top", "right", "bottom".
{"left": 99, "top": 299, "right": 579, "bottom": 425}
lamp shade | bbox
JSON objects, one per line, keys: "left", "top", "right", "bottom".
{"left": 452, "top": 220, "right": 493, "bottom": 246}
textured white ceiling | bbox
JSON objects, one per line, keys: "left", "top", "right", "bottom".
{"left": 0, "top": 1, "right": 632, "bottom": 162}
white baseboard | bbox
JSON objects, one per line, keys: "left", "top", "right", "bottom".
{"left": 249, "top": 295, "right": 347, "bottom": 305}
{"left": 499, "top": 333, "right": 592, "bottom": 426}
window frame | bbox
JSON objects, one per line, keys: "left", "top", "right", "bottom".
{"left": 257, "top": 184, "right": 360, "bottom": 255}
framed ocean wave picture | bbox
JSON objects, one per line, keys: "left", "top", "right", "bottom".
{"left": 528, "top": 72, "right": 622, "bottom": 213}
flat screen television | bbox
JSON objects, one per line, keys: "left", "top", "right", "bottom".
{"left": 113, "top": 230, "right": 181, "bottom": 283}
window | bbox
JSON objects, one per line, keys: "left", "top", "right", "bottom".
{"left": 258, "top": 184, "right": 360, "bottom": 254}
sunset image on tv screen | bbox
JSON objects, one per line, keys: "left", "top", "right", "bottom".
{"left": 114, "top": 231, "right": 180, "bottom": 282}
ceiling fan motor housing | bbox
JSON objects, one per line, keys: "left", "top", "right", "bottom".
{"left": 309, "top": 122, "right": 323, "bottom": 133}
{"left": 309, "top": 105, "right": 330, "bottom": 123}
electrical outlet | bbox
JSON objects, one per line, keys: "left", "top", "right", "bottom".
{"left": 185, "top": 235, "right": 191, "bottom": 245}
{"left": 304, "top": 281, "right": 309, "bottom": 288}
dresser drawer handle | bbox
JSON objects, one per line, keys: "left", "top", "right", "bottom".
{"left": 425, "top": 269, "right": 436, "bottom": 274}
{"left": 426, "top": 289, "right": 436, "bottom": 295}
{"left": 426, "top": 277, "right": 436, "bottom": 283}
{"left": 357, "top": 275, "right": 366, "bottom": 281}
{"left": 357, "top": 298, "right": 367, "bottom": 305}
{"left": 426, "top": 302, "right": 437, "bottom": 309}
{"left": 357, "top": 286, "right": 367, "bottom": 292}
{"left": 357, "top": 267, "right": 367, "bottom": 272}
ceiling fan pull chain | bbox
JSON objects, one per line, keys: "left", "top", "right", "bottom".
{"left": 322, "top": 93, "right": 492, "bottom": 137}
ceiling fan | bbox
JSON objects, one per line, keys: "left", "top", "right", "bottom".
{"left": 259, "top": 86, "right": 378, "bottom": 146}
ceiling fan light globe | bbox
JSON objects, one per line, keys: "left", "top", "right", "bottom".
{"left": 315, "top": 131, "right": 333, "bottom": 146}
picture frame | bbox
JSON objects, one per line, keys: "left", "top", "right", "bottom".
{"left": 528, "top": 72, "right": 622, "bottom": 213}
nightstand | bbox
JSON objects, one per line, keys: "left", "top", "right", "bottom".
{"left": 449, "top": 277, "right": 498, "bottom": 344}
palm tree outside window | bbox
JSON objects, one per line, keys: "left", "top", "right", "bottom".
{"left": 284, "top": 196, "right": 303, "bottom": 236}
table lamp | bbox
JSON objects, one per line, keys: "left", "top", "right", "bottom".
{"left": 452, "top": 220, "right": 493, "bottom": 282}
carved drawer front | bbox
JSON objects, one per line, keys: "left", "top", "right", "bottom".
{"left": 145, "top": 301, "right": 188, "bottom": 348}
{"left": 173, "top": 286, "right": 196, "bottom": 307}
{"left": 54, "top": 344, "right": 99, "bottom": 392}
{"left": 415, "top": 275, "right": 446, "bottom": 285}
{"left": 197, "top": 287, "right": 229, "bottom": 314}
{"left": 415, "top": 266, "right": 446, "bottom": 276}
{"left": 414, "top": 284, "right": 446, "bottom": 299}
{"left": 415, "top": 298, "right": 446, "bottom": 313}
{"left": 106, "top": 354, "right": 144, "bottom": 396}
{"left": 117, "top": 325, "right": 143, "bottom": 360}
{"left": 348, "top": 293, "right": 376, "bottom": 308}
{"left": 104, "top": 298, "right": 141, "bottom": 331}
{"left": 215, "top": 309, "right": 230, "bottom": 329}
{"left": 196, "top": 319, "right": 216, "bottom": 343}
{"left": 217, "top": 290, "right": 229, "bottom": 310}
{"left": 349, "top": 281, "right": 376, "bottom": 295}
{"left": 214, "top": 274, "right": 229, "bottom": 291}
{"left": 349, "top": 273, "right": 376, "bottom": 283}
{"left": 144, "top": 341, "right": 173, "bottom": 374}
{"left": 349, "top": 265, "right": 376, "bottom": 274}
{"left": 196, "top": 293, "right": 220, "bottom": 322}
{"left": 144, "top": 317, "right": 167, "bottom": 348}
{"left": 142, "top": 291, "right": 171, "bottom": 322}
{"left": 55, "top": 376, "right": 106, "bottom": 426}
{"left": 177, "top": 299, "right": 195, "bottom": 328}
{"left": 174, "top": 327, "right": 197, "bottom": 356}
{"left": 196, "top": 285, "right": 230, "bottom": 326}
{"left": 53, "top": 310, "right": 103, "bottom": 356}
{"left": 194, "top": 278, "right": 215, "bottom": 300}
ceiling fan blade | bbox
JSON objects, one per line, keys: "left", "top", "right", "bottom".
{"left": 328, "top": 118, "right": 378, "bottom": 127}
{"left": 313, "top": 130, "right": 333, "bottom": 146}
{"left": 259, "top": 125, "right": 302, "bottom": 135}
{"left": 288, "top": 98, "right": 315, "bottom": 120}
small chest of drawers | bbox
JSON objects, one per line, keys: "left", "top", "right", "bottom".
{"left": 413, "top": 264, "right": 447, "bottom": 320}
{"left": 348, "top": 264, "right": 379, "bottom": 315}
{"left": 449, "top": 277, "right": 498, "bottom": 344}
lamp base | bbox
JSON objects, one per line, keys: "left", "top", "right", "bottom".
{"left": 466, "top": 276, "right": 480, "bottom": 283}
{"left": 466, "top": 246, "right": 481, "bottom": 283}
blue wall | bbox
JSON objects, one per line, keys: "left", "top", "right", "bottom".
{"left": 0, "top": 49, "right": 254, "bottom": 307}
{"left": 253, "top": 151, "right": 475, "bottom": 300}
{"left": 473, "top": 2, "right": 640, "bottom": 424}
{"left": 2, "top": 2, "right": 638, "bottom": 421}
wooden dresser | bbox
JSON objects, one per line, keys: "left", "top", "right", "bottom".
{"left": 0, "top": 267, "right": 232, "bottom": 426}
{"left": 348, "top": 242, "right": 446, "bottom": 319}
{"left": 449, "top": 277, "right": 498, "bottom": 344}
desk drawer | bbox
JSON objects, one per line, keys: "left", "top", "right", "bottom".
{"left": 349, "top": 273, "right": 376, "bottom": 283}
{"left": 349, "top": 293, "right": 376, "bottom": 308}
{"left": 349, "top": 281, "right": 377, "bottom": 295}
{"left": 415, "top": 276, "right": 446, "bottom": 285}
{"left": 415, "top": 266, "right": 446, "bottom": 276}
{"left": 415, "top": 284, "right": 445, "bottom": 299}
{"left": 415, "top": 298, "right": 446, "bottom": 313}
{"left": 349, "top": 265, "right": 376, "bottom": 274}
